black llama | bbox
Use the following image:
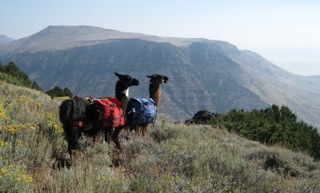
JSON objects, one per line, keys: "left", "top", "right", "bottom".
{"left": 59, "top": 72, "right": 139, "bottom": 160}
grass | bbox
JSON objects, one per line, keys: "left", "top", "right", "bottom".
{"left": 0, "top": 81, "right": 319, "bottom": 192}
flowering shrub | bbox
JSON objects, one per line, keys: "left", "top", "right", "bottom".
{"left": 0, "top": 123, "right": 38, "bottom": 134}
{"left": 0, "top": 102, "right": 11, "bottom": 125}
{"left": 0, "top": 153, "right": 33, "bottom": 192}
{"left": 0, "top": 140, "right": 8, "bottom": 147}
{"left": 45, "top": 112, "right": 63, "bottom": 133}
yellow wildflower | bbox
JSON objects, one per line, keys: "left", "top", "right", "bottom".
{"left": 0, "top": 140, "right": 8, "bottom": 147}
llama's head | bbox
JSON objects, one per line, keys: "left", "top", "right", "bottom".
{"left": 147, "top": 74, "right": 169, "bottom": 84}
{"left": 114, "top": 72, "right": 140, "bottom": 88}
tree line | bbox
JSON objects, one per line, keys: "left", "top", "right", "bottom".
{"left": 0, "top": 61, "right": 72, "bottom": 98}
{"left": 208, "top": 105, "right": 320, "bottom": 159}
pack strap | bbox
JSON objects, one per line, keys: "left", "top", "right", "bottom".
{"left": 70, "top": 121, "right": 85, "bottom": 127}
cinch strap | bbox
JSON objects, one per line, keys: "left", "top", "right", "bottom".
{"left": 70, "top": 121, "right": 85, "bottom": 127}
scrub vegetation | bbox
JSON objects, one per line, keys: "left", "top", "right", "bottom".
{"left": 0, "top": 66, "right": 319, "bottom": 192}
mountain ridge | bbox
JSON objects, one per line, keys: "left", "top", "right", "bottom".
{"left": 0, "top": 35, "right": 15, "bottom": 44}
{"left": 0, "top": 25, "right": 210, "bottom": 54}
{"left": 0, "top": 25, "right": 319, "bottom": 129}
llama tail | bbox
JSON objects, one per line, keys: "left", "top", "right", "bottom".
{"left": 59, "top": 99, "right": 74, "bottom": 125}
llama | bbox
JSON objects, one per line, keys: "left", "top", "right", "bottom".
{"left": 126, "top": 73, "right": 168, "bottom": 136}
{"left": 59, "top": 72, "right": 139, "bottom": 159}
{"left": 104, "top": 72, "right": 140, "bottom": 151}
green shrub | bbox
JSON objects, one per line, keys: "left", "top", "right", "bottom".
{"left": 209, "top": 105, "right": 320, "bottom": 159}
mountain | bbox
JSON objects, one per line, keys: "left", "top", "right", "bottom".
{"left": 0, "top": 35, "right": 15, "bottom": 44}
{"left": 0, "top": 25, "right": 319, "bottom": 130}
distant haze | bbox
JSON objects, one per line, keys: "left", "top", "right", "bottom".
{"left": 249, "top": 47, "right": 320, "bottom": 76}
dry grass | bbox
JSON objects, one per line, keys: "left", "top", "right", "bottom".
{"left": 1, "top": 81, "right": 319, "bottom": 192}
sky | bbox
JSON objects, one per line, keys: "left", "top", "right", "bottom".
{"left": 1, "top": 0, "right": 320, "bottom": 76}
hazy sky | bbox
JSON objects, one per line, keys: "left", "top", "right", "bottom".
{"left": 1, "top": 0, "right": 320, "bottom": 76}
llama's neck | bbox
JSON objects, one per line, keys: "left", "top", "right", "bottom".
{"left": 115, "top": 81, "right": 129, "bottom": 111}
{"left": 149, "top": 83, "right": 161, "bottom": 107}
{"left": 119, "top": 88, "right": 129, "bottom": 98}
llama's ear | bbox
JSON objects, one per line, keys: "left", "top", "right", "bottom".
{"left": 163, "top": 76, "right": 169, "bottom": 83}
{"left": 114, "top": 72, "right": 120, "bottom": 77}
{"left": 146, "top": 75, "right": 152, "bottom": 78}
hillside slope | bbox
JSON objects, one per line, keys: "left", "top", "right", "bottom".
{"left": 0, "top": 25, "right": 319, "bottom": 129}
{"left": 0, "top": 81, "right": 319, "bottom": 192}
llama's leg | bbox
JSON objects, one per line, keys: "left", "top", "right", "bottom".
{"left": 124, "top": 126, "right": 130, "bottom": 140}
{"left": 142, "top": 124, "right": 149, "bottom": 136}
{"left": 64, "top": 125, "right": 81, "bottom": 160}
{"left": 112, "top": 126, "right": 123, "bottom": 152}
{"left": 137, "top": 126, "right": 142, "bottom": 136}
{"left": 134, "top": 125, "right": 141, "bottom": 135}
{"left": 129, "top": 124, "right": 134, "bottom": 132}
{"left": 127, "top": 124, "right": 137, "bottom": 136}
{"left": 105, "top": 127, "right": 114, "bottom": 144}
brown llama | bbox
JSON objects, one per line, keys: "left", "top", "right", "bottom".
{"left": 126, "top": 74, "right": 168, "bottom": 136}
